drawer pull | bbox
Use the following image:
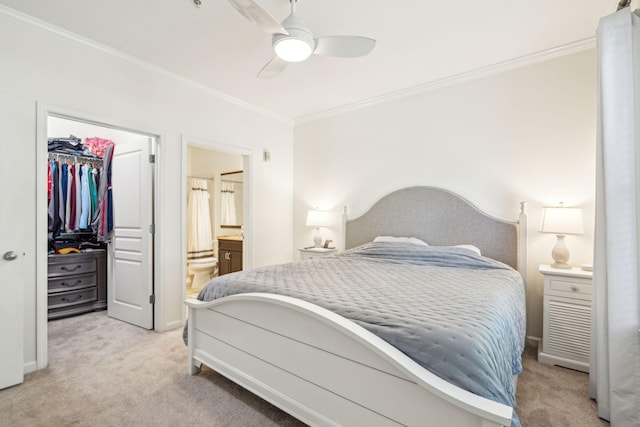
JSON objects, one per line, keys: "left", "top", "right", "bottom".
{"left": 61, "top": 280, "right": 82, "bottom": 287}
{"left": 61, "top": 264, "right": 83, "bottom": 272}
{"left": 61, "top": 294, "right": 83, "bottom": 303}
{"left": 571, "top": 286, "right": 579, "bottom": 292}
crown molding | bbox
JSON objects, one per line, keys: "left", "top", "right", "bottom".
{"left": 0, "top": 4, "right": 292, "bottom": 125}
{"left": 294, "top": 37, "right": 596, "bottom": 124}
{"left": 0, "top": 4, "right": 597, "bottom": 127}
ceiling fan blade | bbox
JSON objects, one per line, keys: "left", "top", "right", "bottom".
{"left": 227, "top": 0, "right": 288, "bottom": 35}
{"left": 313, "top": 36, "right": 376, "bottom": 58}
{"left": 257, "top": 56, "right": 288, "bottom": 79}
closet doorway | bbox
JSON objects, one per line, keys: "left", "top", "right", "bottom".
{"left": 182, "top": 139, "right": 250, "bottom": 307}
{"left": 43, "top": 114, "right": 158, "bottom": 340}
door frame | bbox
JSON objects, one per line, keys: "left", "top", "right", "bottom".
{"left": 180, "top": 136, "right": 253, "bottom": 323}
{"left": 35, "top": 103, "right": 162, "bottom": 369}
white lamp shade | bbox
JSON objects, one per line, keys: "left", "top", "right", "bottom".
{"left": 305, "top": 210, "right": 331, "bottom": 228}
{"left": 540, "top": 206, "right": 584, "bottom": 235}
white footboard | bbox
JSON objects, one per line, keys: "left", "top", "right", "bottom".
{"left": 186, "top": 293, "right": 512, "bottom": 427}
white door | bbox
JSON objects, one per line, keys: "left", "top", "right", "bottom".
{"left": 0, "top": 93, "right": 30, "bottom": 389}
{"left": 108, "top": 137, "right": 154, "bottom": 329}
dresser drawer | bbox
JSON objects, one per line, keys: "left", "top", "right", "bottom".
{"left": 48, "top": 259, "right": 96, "bottom": 277}
{"left": 48, "top": 273, "right": 96, "bottom": 293}
{"left": 48, "top": 288, "right": 98, "bottom": 309}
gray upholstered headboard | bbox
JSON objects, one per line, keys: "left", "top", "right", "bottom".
{"left": 344, "top": 186, "right": 527, "bottom": 273}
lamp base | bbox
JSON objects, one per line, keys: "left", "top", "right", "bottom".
{"left": 550, "top": 234, "right": 572, "bottom": 269}
{"left": 313, "top": 227, "right": 322, "bottom": 248}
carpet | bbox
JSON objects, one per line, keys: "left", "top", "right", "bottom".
{"left": 0, "top": 312, "right": 608, "bottom": 427}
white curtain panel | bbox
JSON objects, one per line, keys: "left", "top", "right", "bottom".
{"left": 220, "top": 181, "right": 237, "bottom": 226}
{"left": 187, "top": 178, "right": 214, "bottom": 259}
{"left": 591, "top": 7, "right": 640, "bottom": 425}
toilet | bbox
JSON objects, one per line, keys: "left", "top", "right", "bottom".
{"left": 188, "top": 257, "right": 218, "bottom": 289}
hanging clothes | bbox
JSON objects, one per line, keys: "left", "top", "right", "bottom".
{"left": 65, "top": 164, "right": 73, "bottom": 232}
{"left": 88, "top": 165, "right": 98, "bottom": 223}
{"left": 48, "top": 161, "right": 61, "bottom": 236}
{"left": 69, "top": 164, "right": 76, "bottom": 230}
{"left": 47, "top": 162, "right": 52, "bottom": 200}
{"left": 58, "top": 162, "right": 65, "bottom": 232}
{"left": 79, "top": 164, "right": 90, "bottom": 229}
{"left": 74, "top": 163, "right": 81, "bottom": 231}
{"left": 48, "top": 136, "right": 115, "bottom": 241}
{"left": 93, "top": 141, "right": 114, "bottom": 242}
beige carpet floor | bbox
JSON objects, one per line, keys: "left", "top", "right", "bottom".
{"left": 0, "top": 311, "right": 608, "bottom": 427}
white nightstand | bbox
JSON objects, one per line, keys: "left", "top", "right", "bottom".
{"left": 538, "top": 264, "right": 593, "bottom": 373}
{"left": 298, "top": 247, "right": 337, "bottom": 260}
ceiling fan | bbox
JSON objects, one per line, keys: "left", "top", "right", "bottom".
{"left": 225, "top": 0, "right": 377, "bottom": 78}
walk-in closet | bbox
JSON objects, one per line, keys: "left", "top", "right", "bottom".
{"left": 46, "top": 115, "right": 157, "bottom": 329}
{"left": 47, "top": 143, "right": 110, "bottom": 320}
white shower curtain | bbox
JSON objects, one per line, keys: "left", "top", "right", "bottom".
{"left": 220, "top": 181, "right": 237, "bottom": 226}
{"left": 187, "top": 178, "right": 214, "bottom": 259}
{"left": 590, "top": 7, "right": 640, "bottom": 425}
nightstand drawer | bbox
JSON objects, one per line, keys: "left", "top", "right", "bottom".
{"left": 298, "top": 248, "right": 337, "bottom": 260}
{"left": 549, "top": 278, "right": 592, "bottom": 296}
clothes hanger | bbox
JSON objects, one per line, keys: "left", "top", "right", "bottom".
{"left": 617, "top": 0, "right": 632, "bottom": 10}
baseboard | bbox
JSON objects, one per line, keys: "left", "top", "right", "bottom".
{"left": 161, "top": 319, "right": 184, "bottom": 332}
{"left": 538, "top": 351, "right": 590, "bottom": 373}
{"left": 525, "top": 335, "right": 541, "bottom": 351}
{"left": 23, "top": 360, "right": 37, "bottom": 374}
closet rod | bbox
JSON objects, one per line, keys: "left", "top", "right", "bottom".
{"left": 49, "top": 152, "right": 104, "bottom": 168}
{"left": 48, "top": 152, "right": 103, "bottom": 166}
{"left": 187, "top": 175, "right": 214, "bottom": 181}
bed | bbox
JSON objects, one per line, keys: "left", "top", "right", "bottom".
{"left": 185, "top": 186, "right": 528, "bottom": 427}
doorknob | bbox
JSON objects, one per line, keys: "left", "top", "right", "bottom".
{"left": 3, "top": 251, "right": 19, "bottom": 261}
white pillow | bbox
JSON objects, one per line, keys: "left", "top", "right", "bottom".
{"left": 453, "top": 244, "right": 482, "bottom": 256}
{"left": 373, "top": 236, "right": 429, "bottom": 246}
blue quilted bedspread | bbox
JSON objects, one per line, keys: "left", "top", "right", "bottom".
{"left": 190, "top": 242, "right": 526, "bottom": 426}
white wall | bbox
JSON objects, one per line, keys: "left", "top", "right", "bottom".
{"left": 0, "top": 9, "right": 293, "bottom": 369}
{"left": 48, "top": 116, "right": 148, "bottom": 146}
{"left": 293, "top": 49, "right": 597, "bottom": 338}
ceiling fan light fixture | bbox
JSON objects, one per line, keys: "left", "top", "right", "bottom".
{"left": 274, "top": 36, "right": 313, "bottom": 62}
{"left": 272, "top": 12, "right": 315, "bottom": 63}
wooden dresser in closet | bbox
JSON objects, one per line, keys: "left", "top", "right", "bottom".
{"left": 47, "top": 250, "right": 107, "bottom": 320}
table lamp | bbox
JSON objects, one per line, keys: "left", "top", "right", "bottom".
{"left": 305, "top": 209, "right": 331, "bottom": 247}
{"left": 540, "top": 204, "right": 584, "bottom": 269}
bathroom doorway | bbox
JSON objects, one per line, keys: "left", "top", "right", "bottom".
{"left": 183, "top": 141, "right": 248, "bottom": 301}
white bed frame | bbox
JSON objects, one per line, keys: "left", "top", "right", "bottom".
{"left": 186, "top": 187, "right": 527, "bottom": 427}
